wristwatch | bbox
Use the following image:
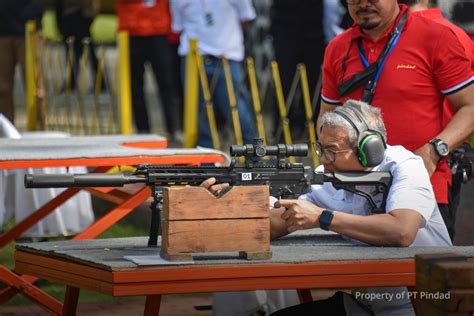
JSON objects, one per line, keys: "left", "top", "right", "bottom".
{"left": 429, "top": 138, "right": 449, "bottom": 159}
{"left": 319, "top": 210, "right": 334, "bottom": 231}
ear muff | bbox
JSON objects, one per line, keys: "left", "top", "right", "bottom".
{"left": 333, "top": 107, "right": 386, "bottom": 168}
{"left": 347, "top": 106, "right": 387, "bottom": 167}
{"left": 358, "top": 132, "right": 386, "bottom": 167}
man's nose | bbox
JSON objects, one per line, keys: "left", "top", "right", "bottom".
{"left": 358, "top": 0, "right": 373, "bottom": 8}
{"left": 319, "top": 154, "right": 330, "bottom": 164}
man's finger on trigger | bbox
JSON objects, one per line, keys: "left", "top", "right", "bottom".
{"left": 215, "top": 183, "right": 229, "bottom": 191}
{"left": 276, "top": 199, "right": 294, "bottom": 208}
{"left": 200, "top": 177, "right": 216, "bottom": 188}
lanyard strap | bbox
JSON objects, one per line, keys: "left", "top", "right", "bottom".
{"left": 358, "top": 12, "right": 407, "bottom": 103}
{"left": 337, "top": 12, "right": 408, "bottom": 101}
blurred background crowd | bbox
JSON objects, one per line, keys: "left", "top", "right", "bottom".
{"left": 1, "top": 0, "right": 471, "bottom": 145}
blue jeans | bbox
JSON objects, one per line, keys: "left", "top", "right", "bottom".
{"left": 183, "top": 57, "right": 256, "bottom": 148}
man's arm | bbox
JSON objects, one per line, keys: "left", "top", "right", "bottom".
{"left": 415, "top": 84, "right": 474, "bottom": 176}
{"left": 241, "top": 21, "right": 252, "bottom": 32}
{"left": 274, "top": 199, "right": 423, "bottom": 247}
{"left": 235, "top": 0, "right": 255, "bottom": 33}
{"left": 441, "top": 84, "right": 474, "bottom": 149}
{"left": 329, "top": 209, "right": 422, "bottom": 247}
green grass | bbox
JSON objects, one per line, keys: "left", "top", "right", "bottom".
{"left": 1, "top": 221, "right": 148, "bottom": 306}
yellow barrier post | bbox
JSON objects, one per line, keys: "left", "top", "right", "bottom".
{"left": 51, "top": 48, "right": 63, "bottom": 130}
{"left": 299, "top": 64, "right": 319, "bottom": 167}
{"left": 274, "top": 67, "right": 300, "bottom": 143}
{"left": 91, "top": 47, "right": 105, "bottom": 135}
{"left": 107, "top": 57, "right": 120, "bottom": 134}
{"left": 183, "top": 39, "right": 199, "bottom": 147}
{"left": 75, "top": 38, "right": 90, "bottom": 134}
{"left": 35, "top": 35, "right": 47, "bottom": 131}
{"left": 25, "top": 20, "right": 38, "bottom": 130}
{"left": 196, "top": 53, "right": 221, "bottom": 150}
{"left": 222, "top": 57, "right": 243, "bottom": 145}
{"left": 271, "top": 61, "right": 294, "bottom": 162}
{"left": 43, "top": 45, "right": 53, "bottom": 129}
{"left": 246, "top": 57, "right": 266, "bottom": 144}
{"left": 118, "top": 31, "right": 132, "bottom": 135}
{"left": 63, "top": 37, "right": 75, "bottom": 132}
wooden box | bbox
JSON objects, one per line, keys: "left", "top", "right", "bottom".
{"left": 415, "top": 253, "right": 474, "bottom": 316}
{"left": 161, "top": 185, "right": 271, "bottom": 261}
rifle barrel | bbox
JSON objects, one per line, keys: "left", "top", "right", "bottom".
{"left": 24, "top": 173, "right": 145, "bottom": 188}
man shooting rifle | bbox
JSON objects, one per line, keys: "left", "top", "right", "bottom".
{"left": 206, "top": 100, "right": 452, "bottom": 315}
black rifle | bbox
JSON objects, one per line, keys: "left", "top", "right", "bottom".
{"left": 25, "top": 139, "right": 392, "bottom": 247}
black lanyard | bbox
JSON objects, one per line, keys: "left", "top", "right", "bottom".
{"left": 338, "top": 12, "right": 407, "bottom": 103}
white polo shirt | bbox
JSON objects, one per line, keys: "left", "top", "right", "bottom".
{"left": 298, "top": 145, "right": 452, "bottom": 315}
{"left": 300, "top": 145, "right": 452, "bottom": 247}
{"left": 170, "top": 0, "right": 256, "bottom": 61}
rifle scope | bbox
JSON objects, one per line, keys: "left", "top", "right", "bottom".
{"left": 230, "top": 140, "right": 308, "bottom": 158}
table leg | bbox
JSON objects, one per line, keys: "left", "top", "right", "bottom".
{"left": 74, "top": 186, "right": 151, "bottom": 240}
{"left": 297, "top": 289, "right": 313, "bottom": 303}
{"left": 0, "top": 266, "right": 63, "bottom": 314}
{"left": 0, "top": 188, "right": 81, "bottom": 248}
{"left": 0, "top": 165, "right": 113, "bottom": 249}
{"left": 144, "top": 295, "right": 162, "bottom": 316}
{"left": 62, "top": 286, "right": 80, "bottom": 316}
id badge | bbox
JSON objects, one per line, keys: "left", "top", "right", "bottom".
{"left": 205, "top": 12, "right": 214, "bottom": 26}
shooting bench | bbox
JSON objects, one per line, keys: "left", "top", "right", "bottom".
{"left": 0, "top": 134, "right": 227, "bottom": 313}
{"left": 13, "top": 230, "right": 474, "bottom": 316}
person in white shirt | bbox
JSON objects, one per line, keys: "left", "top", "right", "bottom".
{"left": 170, "top": 0, "right": 257, "bottom": 148}
{"left": 202, "top": 99, "right": 452, "bottom": 315}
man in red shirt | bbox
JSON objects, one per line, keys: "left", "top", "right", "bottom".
{"left": 317, "top": 0, "right": 474, "bottom": 241}
{"left": 397, "top": 0, "right": 474, "bottom": 240}
{"left": 116, "top": 0, "right": 182, "bottom": 140}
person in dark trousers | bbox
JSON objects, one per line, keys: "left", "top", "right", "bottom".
{"left": 55, "top": 0, "right": 101, "bottom": 92}
{"left": 170, "top": 0, "right": 257, "bottom": 148}
{"left": 0, "top": 0, "right": 43, "bottom": 124}
{"left": 270, "top": 0, "right": 326, "bottom": 141}
{"left": 116, "top": 0, "right": 183, "bottom": 139}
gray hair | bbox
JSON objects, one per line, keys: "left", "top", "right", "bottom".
{"left": 321, "top": 100, "right": 387, "bottom": 148}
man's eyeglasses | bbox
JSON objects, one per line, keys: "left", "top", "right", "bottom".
{"left": 312, "top": 141, "right": 353, "bottom": 163}
{"left": 347, "top": 0, "right": 380, "bottom": 4}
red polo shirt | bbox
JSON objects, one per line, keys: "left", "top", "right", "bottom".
{"left": 412, "top": 8, "right": 474, "bottom": 128}
{"left": 321, "top": 5, "right": 473, "bottom": 203}
{"left": 116, "top": 0, "right": 171, "bottom": 36}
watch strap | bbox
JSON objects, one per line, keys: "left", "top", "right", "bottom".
{"left": 319, "top": 210, "right": 334, "bottom": 231}
{"left": 429, "top": 138, "right": 449, "bottom": 159}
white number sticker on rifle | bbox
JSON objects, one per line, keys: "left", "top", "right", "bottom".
{"left": 241, "top": 173, "right": 252, "bottom": 181}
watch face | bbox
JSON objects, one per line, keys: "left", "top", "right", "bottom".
{"left": 437, "top": 142, "right": 449, "bottom": 156}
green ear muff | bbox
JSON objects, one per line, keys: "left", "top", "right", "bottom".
{"left": 359, "top": 133, "right": 386, "bottom": 167}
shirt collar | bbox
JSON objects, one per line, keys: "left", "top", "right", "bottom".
{"left": 411, "top": 7, "right": 443, "bottom": 20}
{"left": 350, "top": 4, "right": 409, "bottom": 41}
